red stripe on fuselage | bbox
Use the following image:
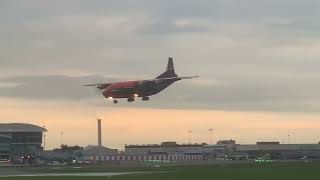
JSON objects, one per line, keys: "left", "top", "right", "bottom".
{"left": 103, "top": 81, "right": 139, "bottom": 98}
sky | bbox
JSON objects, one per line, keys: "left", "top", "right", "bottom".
{"left": 1, "top": 0, "right": 320, "bottom": 150}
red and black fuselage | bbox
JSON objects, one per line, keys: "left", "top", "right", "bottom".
{"left": 101, "top": 78, "right": 180, "bottom": 99}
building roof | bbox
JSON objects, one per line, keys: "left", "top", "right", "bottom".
{"left": 82, "top": 145, "right": 118, "bottom": 156}
{"left": 125, "top": 142, "right": 206, "bottom": 149}
{"left": 0, "top": 123, "right": 47, "bottom": 133}
{"left": 236, "top": 144, "right": 320, "bottom": 151}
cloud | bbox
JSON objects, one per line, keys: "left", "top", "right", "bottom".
{"left": 1, "top": 0, "right": 320, "bottom": 112}
{"left": 135, "top": 18, "right": 212, "bottom": 35}
{"left": 1, "top": 74, "right": 320, "bottom": 112}
{"left": 0, "top": 75, "right": 105, "bottom": 100}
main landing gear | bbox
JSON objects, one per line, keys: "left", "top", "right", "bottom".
{"left": 127, "top": 97, "right": 149, "bottom": 102}
{"left": 111, "top": 96, "right": 150, "bottom": 104}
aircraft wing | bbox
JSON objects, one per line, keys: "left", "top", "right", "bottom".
{"left": 84, "top": 83, "right": 136, "bottom": 93}
{"left": 84, "top": 83, "right": 112, "bottom": 90}
{"left": 84, "top": 83, "right": 112, "bottom": 87}
{"left": 84, "top": 76, "right": 198, "bottom": 89}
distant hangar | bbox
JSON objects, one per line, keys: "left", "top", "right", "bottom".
{"left": 0, "top": 123, "right": 46, "bottom": 163}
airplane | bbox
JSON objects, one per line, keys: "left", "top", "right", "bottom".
{"left": 85, "top": 57, "right": 198, "bottom": 104}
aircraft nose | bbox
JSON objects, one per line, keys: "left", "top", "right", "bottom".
{"left": 102, "top": 89, "right": 110, "bottom": 97}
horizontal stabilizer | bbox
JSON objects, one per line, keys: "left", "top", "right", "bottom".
{"left": 146, "top": 75, "right": 199, "bottom": 82}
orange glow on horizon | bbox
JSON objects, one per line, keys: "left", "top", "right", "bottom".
{"left": 1, "top": 98, "right": 320, "bottom": 150}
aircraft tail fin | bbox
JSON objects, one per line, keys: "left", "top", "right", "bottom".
{"left": 156, "top": 57, "right": 177, "bottom": 79}
{"left": 167, "top": 57, "right": 175, "bottom": 72}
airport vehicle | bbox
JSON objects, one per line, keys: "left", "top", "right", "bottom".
{"left": 85, "top": 57, "right": 198, "bottom": 103}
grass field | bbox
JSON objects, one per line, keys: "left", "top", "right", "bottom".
{"left": 2, "top": 161, "right": 320, "bottom": 180}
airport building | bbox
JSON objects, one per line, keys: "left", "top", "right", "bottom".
{"left": 121, "top": 142, "right": 205, "bottom": 161}
{"left": 203, "top": 141, "right": 320, "bottom": 160}
{"left": 0, "top": 123, "right": 47, "bottom": 162}
{"left": 2, "top": 121, "right": 318, "bottom": 164}
{"left": 125, "top": 142, "right": 206, "bottom": 155}
{"left": 124, "top": 140, "right": 320, "bottom": 161}
{"left": 236, "top": 143, "right": 320, "bottom": 159}
{"left": 80, "top": 145, "right": 118, "bottom": 161}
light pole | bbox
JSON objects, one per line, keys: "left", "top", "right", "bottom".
{"left": 60, "top": 131, "right": 64, "bottom": 147}
{"left": 209, "top": 129, "right": 213, "bottom": 144}
{"left": 188, "top": 130, "right": 192, "bottom": 144}
{"left": 287, "top": 134, "right": 291, "bottom": 144}
{"left": 43, "top": 126, "right": 46, "bottom": 150}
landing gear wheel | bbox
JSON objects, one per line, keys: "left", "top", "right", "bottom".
{"left": 113, "top": 100, "right": 118, "bottom": 104}
{"left": 142, "top": 97, "right": 150, "bottom": 101}
{"left": 127, "top": 97, "right": 135, "bottom": 102}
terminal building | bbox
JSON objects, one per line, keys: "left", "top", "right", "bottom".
{"left": 203, "top": 141, "right": 320, "bottom": 160}
{"left": 124, "top": 140, "right": 320, "bottom": 161}
{"left": 125, "top": 142, "right": 206, "bottom": 155}
{"left": 235, "top": 143, "right": 320, "bottom": 159}
{"left": 122, "top": 142, "right": 205, "bottom": 161}
{"left": 0, "top": 123, "right": 47, "bottom": 162}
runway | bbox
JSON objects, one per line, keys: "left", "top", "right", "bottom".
{"left": 0, "top": 172, "right": 146, "bottom": 177}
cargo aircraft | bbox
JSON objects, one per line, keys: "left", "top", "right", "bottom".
{"left": 85, "top": 57, "right": 198, "bottom": 103}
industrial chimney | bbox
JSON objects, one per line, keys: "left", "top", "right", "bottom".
{"left": 97, "top": 119, "right": 102, "bottom": 147}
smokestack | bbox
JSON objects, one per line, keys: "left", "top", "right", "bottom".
{"left": 97, "top": 119, "right": 102, "bottom": 147}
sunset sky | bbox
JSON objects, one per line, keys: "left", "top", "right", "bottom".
{"left": 1, "top": 1, "right": 320, "bottom": 150}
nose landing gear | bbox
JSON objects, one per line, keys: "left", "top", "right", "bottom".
{"left": 127, "top": 97, "right": 135, "bottom": 102}
{"left": 142, "top": 97, "right": 150, "bottom": 101}
{"left": 113, "top": 99, "right": 118, "bottom": 104}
